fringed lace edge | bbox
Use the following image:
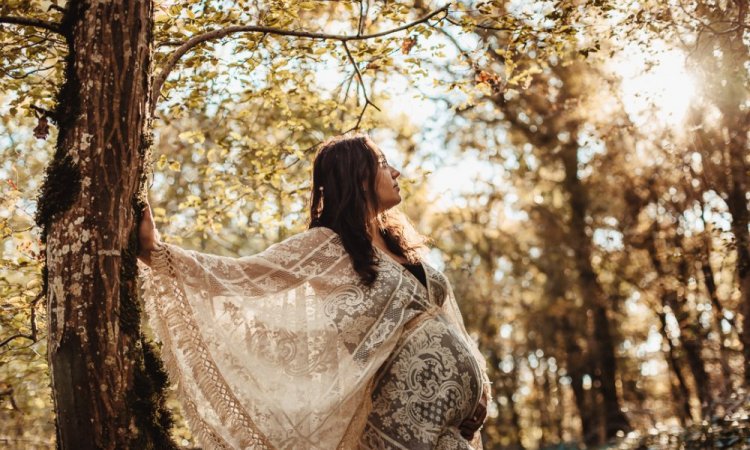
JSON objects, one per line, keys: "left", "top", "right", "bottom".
{"left": 144, "top": 243, "right": 274, "bottom": 450}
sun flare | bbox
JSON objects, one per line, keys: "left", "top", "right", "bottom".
{"left": 613, "top": 42, "right": 698, "bottom": 128}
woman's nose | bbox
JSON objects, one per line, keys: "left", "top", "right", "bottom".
{"left": 391, "top": 167, "right": 400, "bottom": 179}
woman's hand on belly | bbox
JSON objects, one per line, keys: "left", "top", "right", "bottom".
{"left": 458, "top": 395, "right": 487, "bottom": 440}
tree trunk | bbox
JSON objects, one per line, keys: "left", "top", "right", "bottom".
{"left": 560, "top": 141, "right": 631, "bottom": 440}
{"left": 698, "top": 221, "right": 734, "bottom": 394}
{"left": 673, "top": 241, "right": 712, "bottom": 417}
{"left": 561, "top": 316, "right": 600, "bottom": 447}
{"left": 644, "top": 229, "right": 710, "bottom": 422}
{"left": 656, "top": 311, "right": 693, "bottom": 426}
{"left": 507, "top": 356, "right": 526, "bottom": 450}
{"left": 551, "top": 368, "right": 565, "bottom": 444}
{"left": 725, "top": 135, "right": 750, "bottom": 386}
{"left": 535, "top": 360, "right": 551, "bottom": 447}
{"left": 35, "top": 1, "right": 175, "bottom": 448}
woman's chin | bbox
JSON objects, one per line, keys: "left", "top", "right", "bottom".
{"left": 381, "top": 198, "right": 401, "bottom": 212}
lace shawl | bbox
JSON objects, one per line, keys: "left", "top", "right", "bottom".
{"left": 141, "top": 227, "right": 489, "bottom": 449}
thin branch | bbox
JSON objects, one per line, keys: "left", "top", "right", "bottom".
{"left": 28, "top": 291, "right": 43, "bottom": 341}
{"left": 0, "top": 64, "right": 57, "bottom": 80}
{"left": 0, "top": 15, "right": 63, "bottom": 35}
{"left": 357, "top": 0, "right": 368, "bottom": 36}
{"left": 151, "top": 4, "right": 450, "bottom": 108}
{"left": 157, "top": 40, "right": 184, "bottom": 47}
{"left": 0, "top": 291, "right": 43, "bottom": 348}
{"left": 0, "top": 388, "right": 20, "bottom": 411}
{"left": 342, "top": 40, "right": 380, "bottom": 131}
{"left": 0, "top": 333, "right": 34, "bottom": 348}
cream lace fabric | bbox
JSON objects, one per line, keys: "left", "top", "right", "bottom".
{"left": 141, "top": 227, "right": 491, "bottom": 450}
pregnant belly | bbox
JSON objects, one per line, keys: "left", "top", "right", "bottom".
{"left": 361, "top": 313, "right": 482, "bottom": 449}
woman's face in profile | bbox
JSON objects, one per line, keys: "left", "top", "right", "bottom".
{"left": 371, "top": 144, "right": 402, "bottom": 212}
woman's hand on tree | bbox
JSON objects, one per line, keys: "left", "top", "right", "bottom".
{"left": 137, "top": 200, "right": 161, "bottom": 266}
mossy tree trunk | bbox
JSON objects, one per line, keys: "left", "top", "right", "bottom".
{"left": 35, "top": 1, "right": 176, "bottom": 448}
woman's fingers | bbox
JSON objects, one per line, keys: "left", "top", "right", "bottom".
{"left": 458, "top": 395, "right": 488, "bottom": 440}
{"left": 475, "top": 399, "right": 487, "bottom": 422}
{"left": 137, "top": 198, "right": 160, "bottom": 266}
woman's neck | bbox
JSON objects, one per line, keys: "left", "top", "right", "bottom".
{"left": 369, "top": 222, "right": 408, "bottom": 264}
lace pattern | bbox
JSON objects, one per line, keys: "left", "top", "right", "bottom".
{"left": 141, "top": 227, "right": 489, "bottom": 449}
{"left": 358, "top": 309, "right": 482, "bottom": 449}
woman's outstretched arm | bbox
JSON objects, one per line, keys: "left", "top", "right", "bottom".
{"left": 137, "top": 201, "right": 342, "bottom": 299}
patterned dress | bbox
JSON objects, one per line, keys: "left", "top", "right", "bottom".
{"left": 142, "top": 227, "right": 490, "bottom": 450}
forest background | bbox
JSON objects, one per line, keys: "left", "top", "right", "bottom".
{"left": 1, "top": 0, "right": 749, "bottom": 449}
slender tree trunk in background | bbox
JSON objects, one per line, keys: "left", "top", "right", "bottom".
{"left": 505, "top": 354, "right": 526, "bottom": 450}
{"left": 542, "top": 243, "right": 601, "bottom": 446}
{"left": 698, "top": 220, "right": 734, "bottom": 394}
{"left": 560, "top": 141, "right": 631, "bottom": 440}
{"left": 561, "top": 316, "right": 599, "bottom": 447}
{"left": 646, "top": 233, "right": 695, "bottom": 424}
{"left": 667, "top": 290, "right": 710, "bottom": 420}
{"left": 656, "top": 311, "right": 693, "bottom": 426}
{"left": 542, "top": 359, "right": 554, "bottom": 446}
{"left": 552, "top": 369, "right": 565, "bottom": 444}
{"left": 35, "top": 1, "right": 175, "bottom": 448}
{"left": 534, "top": 361, "right": 551, "bottom": 447}
{"left": 725, "top": 131, "right": 750, "bottom": 386}
{"left": 673, "top": 240, "right": 711, "bottom": 417}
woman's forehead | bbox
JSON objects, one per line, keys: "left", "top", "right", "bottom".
{"left": 368, "top": 142, "right": 386, "bottom": 157}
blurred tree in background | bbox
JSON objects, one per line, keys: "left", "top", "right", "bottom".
{"left": 1, "top": 0, "right": 748, "bottom": 449}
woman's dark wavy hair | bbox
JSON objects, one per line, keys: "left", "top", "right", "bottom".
{"left": 308, "top": 133, "right": 427, "bottom": 285}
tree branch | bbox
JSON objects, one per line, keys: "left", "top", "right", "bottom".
{"left": 151, "top": 4, "right": 450, "bottom": 108}
{"left": 0, "top": 15, "right": 63, "bottom": 35}
{"left": 343, "top": 40, "right": 380, "bottom": 131}
{"left": 0, "top": 333, "right": 34, "bottom": 348}
{"left": 0, "top": 291, "right": 43, "bottom": 348}
{"left": 357, "top": 0, "right": 368, "bottom": 36}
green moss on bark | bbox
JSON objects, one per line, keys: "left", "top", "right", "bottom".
{"left": 122, "top": 198, "right": 178, "bottom": 449}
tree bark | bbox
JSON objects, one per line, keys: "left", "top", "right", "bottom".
{"left": 35, "top": 1, "right": 175, "bottom": 448}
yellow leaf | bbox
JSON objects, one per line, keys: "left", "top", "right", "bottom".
{"left": 168, "top": 160, "right": 181, "bottom": 171}
{"left": 156, "top": 154, "right": 167, "bottom": 170}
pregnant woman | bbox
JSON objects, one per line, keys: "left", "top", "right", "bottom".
{"left": 138, "top": 133, "right": 490, "bottom": 449}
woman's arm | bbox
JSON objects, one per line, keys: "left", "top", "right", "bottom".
{"left": 138, "top": 202, "right": 341, "bottom": 299}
